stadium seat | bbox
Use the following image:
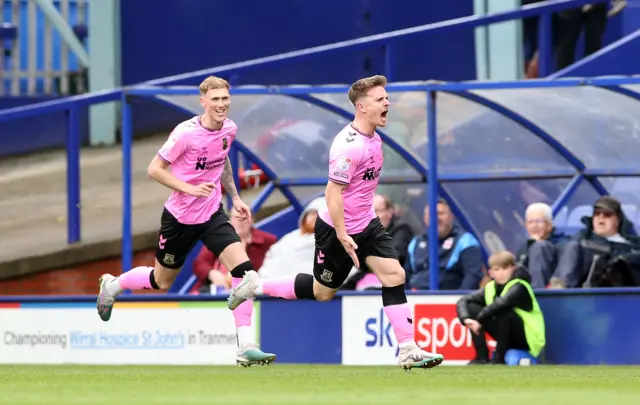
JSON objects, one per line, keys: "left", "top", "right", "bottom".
{"left": 504, "top": 349, "right": 540, "bottom": 366}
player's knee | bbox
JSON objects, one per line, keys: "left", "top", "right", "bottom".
{"left": 156, "top": 279, "right": 173, "bottom": 290}
{"left": 394, "top": 267, "right": 406, "bottom": 285}
{"left": 153, "top": 265, "right": 178, "bottom": 290}
{"left": 154, "top": 276, "right": 173, "bottom": 290}
{"left": 314, "top": 290, "right": 335, "bottom": 302}
{"left": 313, "top": 281, "right": 337, "bottom": 302}
{"left": 379, "top": 263, "right": 405, "bottom": 287}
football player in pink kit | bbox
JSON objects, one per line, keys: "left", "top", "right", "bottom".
{"left": 228, "top": 75, "right": 444, "bottom": 370}
{"left": 96, "top": 76, "right": 276, "bottom": 367}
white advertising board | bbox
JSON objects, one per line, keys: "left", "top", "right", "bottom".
{"left": 342, "top": 295, "right": 494, "bottom": 366}
{"left": 0, "top": 302, "right": 257, "bottom": 365}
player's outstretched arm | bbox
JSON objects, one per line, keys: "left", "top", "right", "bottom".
{"left": 325, "top": 180, "right": 348, "bottom": 236}
{"left": 220, "top": 156, "right": 239, "bottom": 199}
{"left": 147, "top": 155, "right": 214, "bottom": 198}
{"left": 326, "top": 180, "right": 360, "bottom": 267}
{"left": 221, "top": 156, "right": 252, "bottom": 220}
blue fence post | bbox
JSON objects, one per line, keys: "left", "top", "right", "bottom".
{"left": 537, "top": 11, "right": 553, "bottom": 77}
{"left": 66, "top": 107, "right": 81, "bottom": 244}
{"left": 121, "top": 93, "right": 133, "bottom": 273}
{"left": 384, "top": 42, "right": 396, "bottom": 82}
{"left": 426, "top": 89, "right": 440, "bottom": 291}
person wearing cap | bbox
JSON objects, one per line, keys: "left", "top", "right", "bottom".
{"left": 257, "top": 197, "right": 326, "bottom": 279}
{"left": 550, "top": 196, "right": 640, "bottom": 288}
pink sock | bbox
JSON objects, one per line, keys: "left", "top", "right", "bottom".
{"left": 118, "top": 266, "right": 154, "bottom": 291}
{"left": 384, "top": 303, "right": 414, "bottom": 345}
{"left": 232, "top": 277, "right": 253, "bottom": 327}
{"left": 262, "top": 275, "right": 298, "bottom": 299}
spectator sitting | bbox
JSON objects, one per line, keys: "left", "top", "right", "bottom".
{"left": 550, "top": 196, "right": 640, "bottom": 288}
{"left": 258, "top": 197, "right": 326, "bottom": 279}
{"left": 374, "top": 194, "right": 415, "bottom": 266}
{"left": 405, "top": 198, "right": 484, "bottom": 290}
{"left": 343, "top": 194, "right": 415, "bottom": 290}
{"left": 515, "top": 203, "right": 567, "bottom": 288}
{"left": 191, "top": 209, "right": 277, "bottom": 294}
{"left": 456, "top": 251, "right": 546, "bottom": 365}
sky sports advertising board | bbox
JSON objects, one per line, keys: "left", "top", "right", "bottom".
{"left": 342, "top": 295, "right": 495, "bottom": 365}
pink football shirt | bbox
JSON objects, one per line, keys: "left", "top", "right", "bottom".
{"left": 157, "top": 116, "right": 236, "bottom": 225}
{"left": 319, "top": 124, "right": 383, "bottom": 234}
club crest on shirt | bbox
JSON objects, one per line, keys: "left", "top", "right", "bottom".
{"left": 222, "top": 138, "right": 228, "bottom": 150}
{"left": 337, "top": 156, "right": 352, "bottom": 172}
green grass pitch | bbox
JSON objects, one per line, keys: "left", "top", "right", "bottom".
{"left": 1, "top": 365, "right": 639, "bottom": 405}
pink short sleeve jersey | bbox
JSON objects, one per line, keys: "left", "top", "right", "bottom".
{"left": 157, "top": 116, "right": 237, "bottom": 225}
{"left": 318, "top": 124, "right": 383, "bottom": 234}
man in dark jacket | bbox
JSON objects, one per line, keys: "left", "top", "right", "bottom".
{"left": 515, "top": 202, "right": 567, "bottom": 288}
{"left": 457, "top": 251, "right": 546, "bottom": 364}
{"left": 551, "top": 196, "right": 640, "bottom": 288}
{"left": 373, "top": 194, "right": 415, "bottom": 266}
{"left": 405, "top": 199, "right": 484, "bottom": 290}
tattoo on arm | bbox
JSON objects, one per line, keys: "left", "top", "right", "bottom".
{"left": 221, "top": 156, "right": 238, "bottom": 199}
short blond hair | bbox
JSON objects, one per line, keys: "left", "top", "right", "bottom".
{"left": 199, "top": 76, "right": 230, "bottom": 95}
{"left": 488, "top": 251, "right": 516, "bottom": 269}
{"left": 348, "top": 75, "right": 387, "bottom": 106}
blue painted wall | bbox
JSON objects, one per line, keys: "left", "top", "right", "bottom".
{"left": 119, "top": 0, "right": 477, "bottom": 86}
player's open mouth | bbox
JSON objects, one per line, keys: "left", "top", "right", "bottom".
{"left": 381, "top": 111, "right": 388, "bottom": 119}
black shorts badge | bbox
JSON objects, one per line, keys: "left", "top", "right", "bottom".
{"left": 222, "top": 138, "right": 228, "bottom": 150}
{"left": 163, "top": 253, "right": 175, "bottom": 266}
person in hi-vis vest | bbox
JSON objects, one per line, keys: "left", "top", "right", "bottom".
{"left": 456, "top": 251, "right": 546, "bottom": 364}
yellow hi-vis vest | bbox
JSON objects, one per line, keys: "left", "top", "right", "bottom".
{"left": 484, "top": 279, "right": 546, "bottom": 358}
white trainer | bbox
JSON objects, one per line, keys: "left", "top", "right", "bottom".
{"left": 227, "top": 270, "right": 260, "bottom": 310}
{"left": 398, "top": 344, "right": 444, "bottom": 370}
